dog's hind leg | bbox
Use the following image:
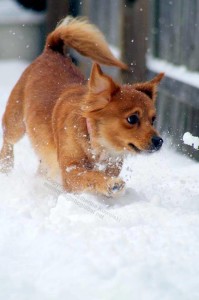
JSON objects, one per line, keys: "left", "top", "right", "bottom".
{"left": 0, "top": 141, "right": 14, "bottom": 173}
{"left": 0, "top": 82, "right": 25, "bottom": 173}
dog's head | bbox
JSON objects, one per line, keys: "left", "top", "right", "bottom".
{"left": 82, "top": 63, "right": 164, "bottom": 154}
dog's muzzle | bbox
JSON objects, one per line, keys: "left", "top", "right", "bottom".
{"left": 150, "top": 136, "right": 163, "bottom": 151}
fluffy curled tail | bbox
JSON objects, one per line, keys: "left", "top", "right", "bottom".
{"left": 46, "top": 16, "right": 128, "bottom": 70}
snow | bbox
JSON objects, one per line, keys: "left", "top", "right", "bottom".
{"left": 183, "top": 132, "right": 199, "bottom": 150}
{"left": 147, "top": 55, "right": 199, "bottom": 89}
{"left": 0, "top": 0, "right": 45, "bottom": 24}
{"left": 0, "top": 60, "right": 199, "bottom": 300}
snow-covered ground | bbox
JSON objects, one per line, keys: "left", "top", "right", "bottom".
{"left": 0, "top": 60, "right": 199, "bottom": 300}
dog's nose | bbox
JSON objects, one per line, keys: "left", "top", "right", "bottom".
{"left": 151, "top": 136, "right": 163, "bottom": 150}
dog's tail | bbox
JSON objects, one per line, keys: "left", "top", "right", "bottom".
{"left": 45, "top": 16, "right": 128, "bottom": 70}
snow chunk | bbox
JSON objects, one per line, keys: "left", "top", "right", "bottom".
{"left": 66, "top": 165, "right": 77, "bottom": 173}
{"left": 183, "top": 132, "right": 199, "bottom": 150}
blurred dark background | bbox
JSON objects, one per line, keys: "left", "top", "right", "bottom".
{"left": 2, "top": 0, "right": 148, "bottom": 82}
{"left": 0, "top": 0, "right": 199, "bottom": 160}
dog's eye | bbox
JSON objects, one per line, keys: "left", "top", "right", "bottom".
{"left": 127, "top": 114, "right": 139, "bottom": 125}
{"left": 151, "top": 116, "right": 156, "bottom": 125}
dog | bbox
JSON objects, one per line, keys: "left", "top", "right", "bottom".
{"left": 0, "top": 17, "right": 164, "bottom": 197}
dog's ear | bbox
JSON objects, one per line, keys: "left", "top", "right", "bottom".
{"left": 133, "top": 73, "right": 164, "bottom": 103}
{"left": 84, "top": 63, "right": 119, "bottom": 112}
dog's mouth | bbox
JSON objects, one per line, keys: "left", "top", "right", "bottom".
{"left": 128, "top": 143, "right": 141, "bottom": 153}
{"left": 146, "top": 148, "right": 158, "bottom": 154}
{"left": 128, "top": 143, "right": 162, "bottom": 154}
{"left": 128, "top": 143, "right": 157, "bottom": 154}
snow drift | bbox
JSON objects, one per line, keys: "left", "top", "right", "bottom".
{"left": 0, "top": 61, "right": 199, "bottom": 300}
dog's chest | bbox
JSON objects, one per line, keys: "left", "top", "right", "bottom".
{"left": 90, "top": 148, "right": 122, "bottom": 172}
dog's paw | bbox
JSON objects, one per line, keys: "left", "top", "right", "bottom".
{"left": 106, "top": 178, "right": 125, "bottom": 197}
{"left": 0, "top": 157, "right": 13, "bottom": 174}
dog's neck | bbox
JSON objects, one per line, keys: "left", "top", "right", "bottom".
{"left": 85, "top": 118, "right": 124, "bottom": 162}
{"left": 86, "top": 117, "right": 106, "bottom": 160}
{"left": 86, "top": 117, "right": 98, "bottom": 152}
{"left": 86, "top": 118, "right": 92, "bottom": 138}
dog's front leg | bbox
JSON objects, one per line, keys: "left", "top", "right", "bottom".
{"left": 60, "top": 161, "right": 125, "bottom": 197}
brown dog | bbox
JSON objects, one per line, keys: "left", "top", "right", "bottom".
{"left": 0, "top": 17, "right": 164, "bottom": 196}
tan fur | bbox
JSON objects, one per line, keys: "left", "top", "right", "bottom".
{"left": 46, "top": 16, "right": 128, "bottom": 70}
{"left": 0, "top": 17, "right": 164, "bottom": 196}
